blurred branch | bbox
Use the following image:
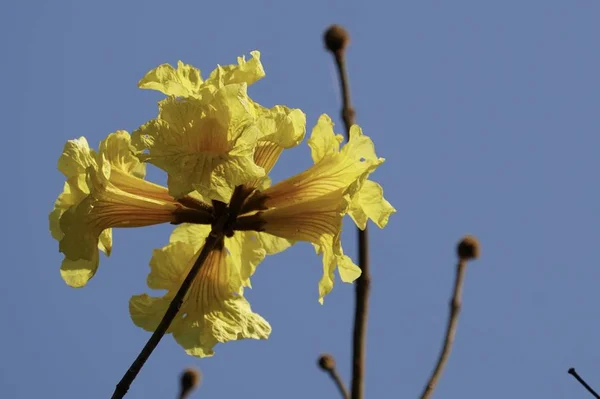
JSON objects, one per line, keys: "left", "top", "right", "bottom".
{"left": 179, "top": 368, "right": 202, "bottom": 399}
{"left": 568, "top": 368, "right": 600, "bottom": 398}
{"left": 318, "top": 354, "right": 350, "bottom": 399}
{"left": 419, "top": 236, "right": 480, "bottom": 399}
{"left": 111, "top": 232, "right": 222, "bottom": 399}
{"left": 324, "top": 24, "right": 370, "bottom": 399}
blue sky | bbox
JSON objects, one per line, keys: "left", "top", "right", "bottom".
{"left": 2, "top": 1, "right": 599, "bottom": 398}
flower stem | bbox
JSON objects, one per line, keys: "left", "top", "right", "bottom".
{"left": 325, "top": 24, "right": 370, "bottom": 399}
{"left": 110, "top": 231, "right": 223, "bottom": 399}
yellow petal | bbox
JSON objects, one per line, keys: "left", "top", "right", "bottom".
{"left": 246, "top": 105, "right": 306, "bottom": 187}
{"left": 58, "top": 167, "right": 178, "bottom": 262}
{"left": 169, "top": 224, "right": 282, "bottom": 287}
{"left": 98, "top": 130, "right": 146, "bottom": 178}
{"left": 57, "top": 137, "right": 97, "bottom": 178}
{"left": 256, "top": 232, "right": 294, "bottom": 255}
{"left": 259, "top": 190, "right": 345, "bottom": 240}
{"left": 204, "top": 50, "right": 265, "bottom": 90}
{"left": 169, "top": 224, "right": 211, "bottom": 250}
{"left": 132, "top": 85, "right": 265, "bottom": 201}
{"left": 57, "top": 141, "right": 180, "bottom": 264}
{"left": 174, "top": 295, "right": 271, "bottom": 358}
{"left": 255, "top": 105, "right": 306, "bottom": 150}
{"left": 60, "top": 251, "right": 100, "bottom": 288}
{"left": 348, "top": 180, "right": 397, "bottom": 229}
{"left": 226, "top": 231, "right": 266, "bottom": 288}
{"left": 257, "top": 191, "right": 357, "bottom": 302}
{"left": 337, "top": 254, "right": 361, "bottom": 283}
{"left": 131, "top": 242, "right": 269, "bottom": 357}
{"left": 49, "top": 180, "right": 87, "bottom": 241}
{"left": 98, "top": 229, "right": 113, "bottom": 256}
{"left": 261, "top": 116, "right": 383, "bottom": 209}
{"left": 307, "top": 114, "right": 343, "bottom": 163}
{"left": 146, "top": 242, "right": 197, "bottom": 290}
{"left": 138, "top": 61, "right": 203, "bottom": 98}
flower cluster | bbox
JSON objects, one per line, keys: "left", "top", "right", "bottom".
{"left": 50, "top": 51, "right": 395, "bottom": 357}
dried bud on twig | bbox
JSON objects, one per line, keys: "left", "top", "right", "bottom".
{"left": 324, "top": 25, "right": 350, "bottom": 55}
{"left": 318, "top": 354, "right": 336, "bottom": 371}
{"left": 457, "top": 235, "right": 480, "bottom": 261}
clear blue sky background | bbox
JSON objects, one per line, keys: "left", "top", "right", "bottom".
{"left": 2, "top": 1, "right": 599, "bottom": 398}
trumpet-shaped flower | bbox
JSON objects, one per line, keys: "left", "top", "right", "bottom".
{"left": 235, "top": 115, "right": 396, "bottom": 302}
{"left": 50, "top": 131, "right": 212, "bottom": 287}
{"left": 129, "top": 224, "right": 285, "bottom": 357}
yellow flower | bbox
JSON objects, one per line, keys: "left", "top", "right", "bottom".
{"left": 235, "top": 115, "right": 396, "bottom": 302}
{"left": 129, "top": 224, "right": 278, "bottom": 357}
{"left": 132, "top": 51, "right": 306, "bottom": 202}
{"left": 52, "top": 52, "right": 395, "bottom": 358}
{"left": 50, "top": 131, "right": 212, "bottom": 287}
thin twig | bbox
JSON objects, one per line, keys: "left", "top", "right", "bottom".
{"left": 318, "top": 354, "right": 350, "bottom": 399}
{"left": 419, "top": 236, "right": 479, "bottom": 399}
{"left": 324, "top": 24, "right": 370, "bottom": 399}
{"left": 329, "top": 366, "right": 351, "bottom": 399}
{"left": 568, "top": 368, "right": 600, "bottom": 398}
{"left": 111, "top": 232, "right": 222, "bottom": 399}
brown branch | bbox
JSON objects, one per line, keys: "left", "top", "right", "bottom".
{"left": 111, "top": 230, "right": 223, "bottom": 399}
{"left": 419, "top": 235, "right": 480, "bottom": 399}
{"left": 568, "top": 368, "right": 600, "bottom": 398}
{"left": 324, "top": 24, "right": 369, "bottom": 399}
{"left": 318, "top": 354, "right": 350, "bottom": 399}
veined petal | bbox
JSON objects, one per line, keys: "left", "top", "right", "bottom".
{"left": 98, "top": 130, "right": 146, "bottom": 179}
{"left": 261, "top": 115, "right": 383, "bottom": 209}
{"left": 308, "top": 114, "right": 343, "bottom": 163}
{"left": 57, "top": 137, "right": 97, "bottom": 179}
{"left": 226, "top": 231, "right": 266, "bottom": 288}
{"left": 58, "top": 163, "right": 180, "bottom": 262}
{"left": 131, "top": 242, "right": 270, "bottom": 357}
{"left": 146, "top": 241, "right": 198, "bottom": 290}
{"left": 348, "top": 180, "right": 397, "bottom": 230}
{"left": 138, "top": 61, "right": 203, "bottom": 98}
{"left": 256, "top": 191, "right": 357, "bottom": 302}
{"left": 169, "top": 223, "right": 211, "bottom": 250}
{"left": 255, "top": 105, "right": 306, "bottom": 150}
{"left": 246, "top": 105, "right": 306, "bottom": 188}
{"left": 169, "top": 224, "right": 278, "bottom": 288}
{"left": 256, "top": 232, "right": 294, "bottom": 255}
{"left": 258, "top": 190, "right": 347, "bottom": 243}
{"left": 175, "top": 295, "right": 271, "bottom": 358}
{"left": 132, "top": 85, "right": 265, "bottom": 201}
{"left": 54, "top": 132, "right": 185, "bottom": 282}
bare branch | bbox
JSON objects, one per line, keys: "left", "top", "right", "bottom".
{"left": 568, "top": 368, "right": 600, "bottom": 398}
{"left": 419, "top": 235, "right": 480, "bottom": 399}
{"left": 324, "top": 24, "right": 370, "bottom": 399}
{"left": 318, "top": 354, "right": 350, "bottom": 399}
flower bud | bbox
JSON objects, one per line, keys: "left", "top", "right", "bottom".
{"left": 457, "top": 235, "right": 480, "bottom": 261}
{"left": 324, "top": 25, "right": 350, "bottom": 55}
